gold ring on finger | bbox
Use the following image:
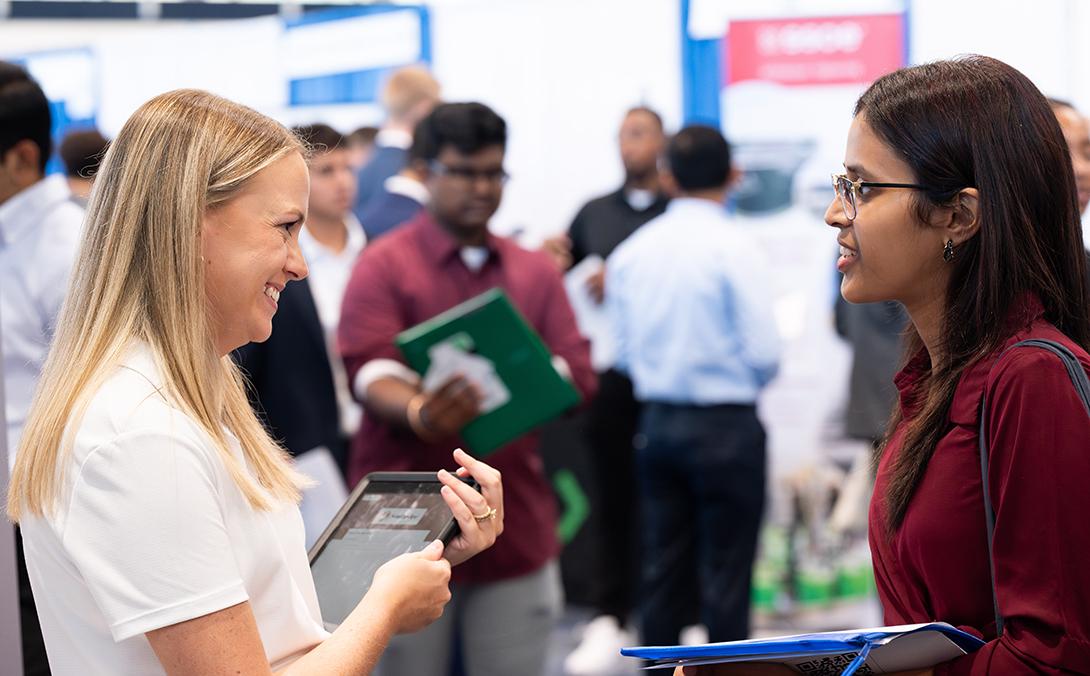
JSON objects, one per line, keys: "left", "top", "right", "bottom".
{"left": 472, "top": 506, "right": 497, "bottom": 522}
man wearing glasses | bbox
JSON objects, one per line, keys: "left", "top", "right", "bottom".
{"left": 338, "top": 102, "right": 596, "bottom": 676}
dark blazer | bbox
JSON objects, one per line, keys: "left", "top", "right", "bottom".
{"left": 353, "top": 145, "right": 408, "bottom": 220}
{"left": 358, "top": 190, "right": 423, "bottom": 241}
{"left": 234, "top": 278, "right": 345, "bottom": 469}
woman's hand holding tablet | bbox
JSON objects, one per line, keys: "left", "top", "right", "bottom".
{"left": 438, "top": 448, "right": 504, "bottom": 566}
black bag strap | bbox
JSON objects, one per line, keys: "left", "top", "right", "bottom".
{"left": 978, "top": 338, "right": 1090, "bottom": 637}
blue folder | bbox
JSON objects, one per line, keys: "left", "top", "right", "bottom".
{"left": 622, "top": 622, "right": 985, "bottom": 674}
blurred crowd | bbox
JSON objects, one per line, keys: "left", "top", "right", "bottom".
{"left": 5, "top": 57, "right": 1090, "bottom": 676}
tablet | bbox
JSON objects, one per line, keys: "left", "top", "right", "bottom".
{"left": 308, "top": 471, "right": 473, "bottom": 629}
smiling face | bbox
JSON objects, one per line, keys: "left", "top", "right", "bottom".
{"left": 825, "top": 115, "right": 951, "bottom": 309}
{"left": 201, "top": 151, "right": 310, "bottom": 355}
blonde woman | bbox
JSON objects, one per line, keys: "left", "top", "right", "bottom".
{"left": 6, "top": 89, "right": 504, "bottom": 675}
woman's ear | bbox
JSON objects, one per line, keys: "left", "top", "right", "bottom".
{"left": 947, "top": 187, "right": 981, "bottom": 246}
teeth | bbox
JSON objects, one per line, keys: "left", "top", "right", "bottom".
{"left": 839, "top": 246, "right": 857, "bottom": 257}
{"left": 265, "top": 286, "right": 280, "bottom": 303}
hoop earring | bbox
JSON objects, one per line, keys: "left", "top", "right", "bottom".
{"left": 943, "top": 239, "right": 955, "bottom": 263}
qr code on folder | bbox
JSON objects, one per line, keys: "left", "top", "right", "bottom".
{"left": 793, "top": 652, "right": 874, "bottom": 675}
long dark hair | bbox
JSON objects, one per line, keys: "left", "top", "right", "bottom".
{"left": 858, "top": 55, "right": 1090, "bottom": 531}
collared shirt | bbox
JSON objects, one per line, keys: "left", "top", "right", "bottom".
{"left": 383, "top": 174, "right": 429, "bottom": 205}
{"left": 605, "top": 197, "right": 780, "bottom": 405}
{"left": 20, "top": 342, "right": 327, "bottom": 674}
{"left": 870, "top": 296, "right": 1090, "bottom": 674}
{"left": 0, "top": 175, "right": 84, "bottom": 469}
{"left": 567, "top": 187, "right": 669, "bottom": 265}
{"left": 374, "top": 128, "right": 413, "bottom": 150}
{"left": 337, "top": 211, "right": 596, "bottom": 584}
{"left": 298, "top": 215, "right": 367, "bottom": 335}
{"left": 298, "top": 216, "right": 367, "bottom": 436}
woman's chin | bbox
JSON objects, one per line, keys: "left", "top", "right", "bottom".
{"left": 839, "top": 278, "right": 880, "bottom": 305}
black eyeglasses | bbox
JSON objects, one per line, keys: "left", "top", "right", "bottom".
{"left": 430, "top": 161, "right": 510, "bottom": 186}
{"left": 831, "top": 173, "right": 929, "bottom": 220}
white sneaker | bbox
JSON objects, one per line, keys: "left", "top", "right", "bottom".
{"left": 564, "top": 614, "right": 631, "bottom": 675}
{"left": 679, "top": 624, "right": 709, "bottom": 646}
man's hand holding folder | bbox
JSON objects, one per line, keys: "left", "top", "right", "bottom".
{"left": 407, "top": 375, "right": 483, "bottom": 441}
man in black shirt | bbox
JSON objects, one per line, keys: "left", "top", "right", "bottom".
{"left": 547, "top": 106, "right": 670, "bottom": 298}
{"left": 552, "top": 106, "right": 670, "bottom": 675}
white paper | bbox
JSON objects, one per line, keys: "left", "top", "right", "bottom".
{"left": 295, "top": 446, "right": 349, "bottom": 550}
{"left": 564, "top": 254, "right": 616, "bottom": 371}
{"left": 422, "top": 337, "right": 511, "bottom": 414}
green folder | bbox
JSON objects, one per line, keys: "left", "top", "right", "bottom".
{"left": 395, "top": 288, "right": 581, "bottom": 457}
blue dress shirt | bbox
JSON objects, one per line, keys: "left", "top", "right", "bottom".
{"left": 606, "top": 197, "right": 781, "bottom": 405}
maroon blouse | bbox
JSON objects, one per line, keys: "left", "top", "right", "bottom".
{"left": 870, "top": 297, "right": 1090, "bottom": 674}
{"left": 337, "top": 212, "right": 596, "bottom": 585}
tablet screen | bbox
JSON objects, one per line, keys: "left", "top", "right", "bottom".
{"left": 309, "top": 477, "right": 454, "bottom": 629}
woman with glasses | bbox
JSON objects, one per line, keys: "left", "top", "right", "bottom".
{"left": 683, "top": 55, "right": 1090, "bottom": 674}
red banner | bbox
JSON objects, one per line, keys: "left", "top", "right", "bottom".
{"left": 726, "top": 14, "right": 906, "bottom": 87}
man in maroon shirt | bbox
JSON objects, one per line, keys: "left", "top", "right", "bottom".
{"left": 338, "top": 102, "right": 596, "bottom": 676}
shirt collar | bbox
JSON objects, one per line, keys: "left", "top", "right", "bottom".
{"left": 0, "top": 175, "right": 75, "bottom": 247}
{"left": 664, "top": 195, "right": 727, "bottom": 217}
{"left": 893, "top": 293, "right": 1048, "bottom": 424}
{"left": 612, "top": 187, "right": 669, "bottom": 212}
{"left": 120, "top": 341, "right": 243, "bottom": 445}
{"left": 893, "top": 348, "right": 930, "bottom": 420}
{"left": 299, "top": 216, "right": 367, "bottom": 263}
{"left": 947, "top": 293, "right": 1047, "bottom": 425}
{"left": 415, "top": 211, "right": 503, "bottom": 268}
{"left": 383, "top": 174, "right": 430, "bottom": 205}
{"left": 119, "top": 341, "right": 167, "bottom": 391}
{"left": 375, "top": 128, "right": 413, "bottom": 150}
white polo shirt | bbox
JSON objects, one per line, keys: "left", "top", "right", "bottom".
{"left": 18, "top": 343, "right": 329, "bottom": 674}
{"left": 0, "top": 174, "right": 84, "bottom": 471}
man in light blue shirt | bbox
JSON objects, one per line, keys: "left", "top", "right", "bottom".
{"left": 606, "top": 125, "right": 780, "bottom": 647}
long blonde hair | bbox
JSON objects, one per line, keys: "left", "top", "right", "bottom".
{"left": 8, "top": 89, "right": 307, "bottom": 520}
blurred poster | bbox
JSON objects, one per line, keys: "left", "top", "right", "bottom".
{"left": 282, "top": 6, "right": 430, "bottom": 130}
{"left": 727, "top": 14, "right": 906, "bottom": 87}
{"left": 14, "top": 48, "right": 98, "bottom": 175}
{"left": 718, "top": 12, "right": 907, "bottom": 480}
{"left": 724, "top": 13, "right": 907, "bottom": 223}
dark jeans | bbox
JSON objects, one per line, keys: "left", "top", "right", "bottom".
{"left": 584, "top": 369, "right": 642, "bottom": 624}
{"left": 636, "top": 402, "right": 766, "bottom": 646}
{"left": 17, "top": 526, "right": 51, "bottom": 675}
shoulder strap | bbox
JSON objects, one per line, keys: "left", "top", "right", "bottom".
{"left": 978, "top": 338, "right": 1090, "bottom": 637}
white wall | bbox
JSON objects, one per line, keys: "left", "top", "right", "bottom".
{"left": 0, "top": 0, "right": 682, "bottom": 244}
{"left": 429, "top": 0, "right": 682, "bottom": 240}
{"left": 8, "top": 0, "right": 1090, "bottom": 240}
{"left": 908, "top": 0, "right": 1086, "bottom": 106}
